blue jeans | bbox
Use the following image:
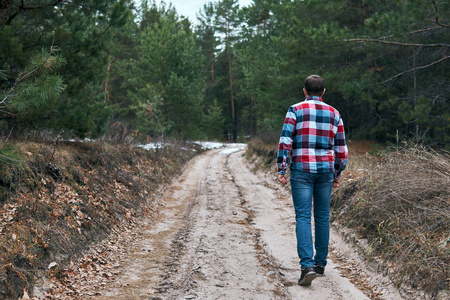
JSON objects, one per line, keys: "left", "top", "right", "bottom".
{"left": 290, "top": 170, "right": 334, "bottom": 269}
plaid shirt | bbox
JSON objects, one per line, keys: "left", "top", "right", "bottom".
{"left": 277, "top": 96, "right": 348, "bottom": 179}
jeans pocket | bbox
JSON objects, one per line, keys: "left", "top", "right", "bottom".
{"left": 290, "top": 170, "right": 311, "bottom": 183}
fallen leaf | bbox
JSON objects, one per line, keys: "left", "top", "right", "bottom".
{"left": 48, "top": 262, "right": 58, "bottom": 269}
{"left": 19, "top": 289, "right": 31, "bottom": 300}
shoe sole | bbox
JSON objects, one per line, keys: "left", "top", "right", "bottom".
{"left": 298, "top": 272, "right": 317, "bottom": 286}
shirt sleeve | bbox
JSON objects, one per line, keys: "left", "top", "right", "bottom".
{"left": 277, "top": 106, "right": 297, "bottom": 174}
{"left": 333, "top": 116, "right": 348, "bottom": 179}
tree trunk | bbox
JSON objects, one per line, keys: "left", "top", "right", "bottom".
{"left": 104, "top": 56, "right": 118, "bottom": 103}
{"left": 228, "top": 49, "right": 236, "bottom": 142}
{"left": 211, "top": 46, "right": 215, "bottom": 82}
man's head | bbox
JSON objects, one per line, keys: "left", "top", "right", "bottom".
{"left": 304, "top": 75, "right": 325, "bottom": 97}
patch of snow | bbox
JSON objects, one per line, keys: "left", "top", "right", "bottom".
{"left": 137, "top": 141, "right": 245, "bottom": 152}
{"left": 138, "top": 142, "right": 165, "bottom": 150}
{"left": 220, "top": 143, "right": 246, "bottom": 154}
{"left": 220, "top": 148, "right": 241, "bottom": 154}
{"left": 230, "top": 143, "right": 247, "bottom": 148}
{"left": 67, "top": 138, "right": 96, "bottom": 143}
{"left": 193, "top": 141, "right": 225, "bottom": 150}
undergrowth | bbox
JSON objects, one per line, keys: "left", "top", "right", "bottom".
{"left": 332, "top": 144, "right": 449, "bottom": 297}
{"left": 0, "top": 140, "right": 200, "bottom": 299}
{"left": 246, "top": 139, "right": 449, "bottom": 298}
{"left": 245, "top": 139, "right": 278, "bottom": 171}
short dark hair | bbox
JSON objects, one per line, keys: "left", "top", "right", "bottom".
{"left": 304, "top": 75, "right": 325, "bottom": 96}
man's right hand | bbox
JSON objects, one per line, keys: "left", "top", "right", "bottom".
{"left": 277, "top": 174, "right": 288, "bottom": 185}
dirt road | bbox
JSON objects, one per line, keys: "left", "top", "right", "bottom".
{"left": 52, "top": 145, "right": 404, "bottom": 300}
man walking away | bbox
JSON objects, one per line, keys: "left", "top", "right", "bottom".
{"left": 277, "top": 75, "right": 348, "bottom": 286}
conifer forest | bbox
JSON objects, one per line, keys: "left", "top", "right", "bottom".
{"left": 0, "top": 0, "right": 449, "bottom": 145}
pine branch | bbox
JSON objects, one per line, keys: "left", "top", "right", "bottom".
{"left": 1, "top": 46, "right": 58, "bottom": 108}
{"left": 344, "top": 38, "right": 449, "bottom": 48}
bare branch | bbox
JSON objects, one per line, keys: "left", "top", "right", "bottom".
{"left": 1, "top": 66, "right": 39, "bottom": 105}
{"left": 91, "top": 24, "right": 112, "bottom": 44}
{"left": 4, "top": 0, "right": 64, "bottom": 25}
{"left": 0, "top": 153, "right": 19, "bottom": 162}
{"left": 5, "top": 123, "right": 16, "bottom": 142}
{"left": 0, "top": 109, "right": 13, "bottom": 115}
{"left": 432, "top": 0, "right": 450, "bottom": 28}
{"left": 408, "top": 26, "right": 445, "bottom": 34}
{"left": 375, "top": 26, "right": 443, "bottom": 41}
{"left": 344, "top": 38, "right": 449, "bottom": 48}
{"left": 380, "top": 55, "right": 450, "bottom": 84}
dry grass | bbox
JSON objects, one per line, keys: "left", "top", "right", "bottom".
{"left": 0, "top": 140, "right": 199, "bottom": 299}
{"left": 332, "top": 143, "right": 450, "bottom": 296}
{"left": 245, "top": 139, "right": 278, "bottom": 172}
{"left": 246, "top": 139, "right": 449, "bottom": 297}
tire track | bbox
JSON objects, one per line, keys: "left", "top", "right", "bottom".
{"left": 158, "top": 146, "right": 288, "bottom": 299}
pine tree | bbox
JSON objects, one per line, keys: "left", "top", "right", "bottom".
{"left": 140, "top": 4, "right": 206, "bottom": 139}
{"left": 215, "top": 0, "right": 241, "bottom": 142}
{"left": 204, "top": 98, "right": 226, "bottom": 140}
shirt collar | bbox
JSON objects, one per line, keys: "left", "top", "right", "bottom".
{"left": 305, "top": 96, "right": 323, "bottom": 102}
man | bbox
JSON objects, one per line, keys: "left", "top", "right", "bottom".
{"left": 277, "top": 75, "right": 348, "bottom": 286}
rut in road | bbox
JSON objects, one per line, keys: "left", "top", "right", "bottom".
{"left": 84, "top": 145, "right": 403, "bottom": 300}
{"left": 150, "top": 146, "right": 289, "bottom": 299}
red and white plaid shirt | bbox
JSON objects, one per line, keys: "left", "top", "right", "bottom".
{"left": 277, "top": 96, "right": 348, "bottom": 178}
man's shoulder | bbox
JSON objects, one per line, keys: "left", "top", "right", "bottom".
{"left": 322, "top": 102, "right": 340, "bottom": 115}
{"left": 290, "top": 100, "right": 310, "bottom": 111}
{"left": 291, "top": 100, "right": 340, "bottom": 115}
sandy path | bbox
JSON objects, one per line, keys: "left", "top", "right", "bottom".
{"left": 83, "top": 145, "right": 404, "bottom": 300}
